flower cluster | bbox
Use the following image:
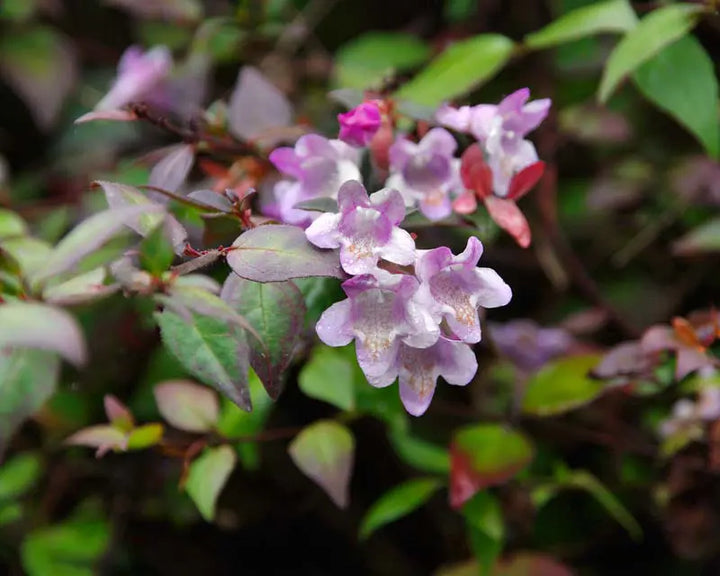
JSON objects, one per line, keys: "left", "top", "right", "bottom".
{"left": 265, "top": 89, "right": 550, "bottom": 247}
{"left": 307, "top": 180, "right": 512, "bottom": 416}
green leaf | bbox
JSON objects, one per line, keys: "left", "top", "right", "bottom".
{"left": 674, "top": 217, "right": 720, "bottom": 255}
{"left": 524, "top": 0, "right": 637, "bottom": 50}
{"left": 450, "top": 424, "right": 533, "bottom": 508}
{"left": 388, "top": 429, "right": 450, "bottom": 474}
{"left": 21, "top": 507, "right": 110, "bottom": 576}
{"left": 154, "top": 380, "right": 219, "bottom": 433}
{"left": 463, "top": 492, "right": 504, "bottom": 574}
{"left": 140, "top": 223, "right": 175, "bottom": 276}
{"left": 299, "top": 345, "right": 356, "bottom": 411}
{"left": 633, "top": 35, "right": 719, "bottom": 158}
{"left": 221, "top": 275, "right": 305, "bottom": 399}
{"left": 0, "top": 209, "right": 28, "bottom": 239}
{"left": 598, "top": 3, "right": 704, "bottom": 103}
{"left": 395, "top": 34, "right": 515, "bottom": 107}
{"left": 548, "top": 468, "right": 642, "bottom": 540}
{"left": 288, "top": 420, "right": 354, "bottom": 508}
{"left": 156, "top": 311, "right": 252, "bottom": 411}
{"left": 0, "top": 0, "right": 37, "bottom": 22}
{"left": 359, "top": 478, "right": 442, "bottom": 539}
{"left": 0, "top": 452, "right": 42, "bottom": 502}
{"left": 126, "top": 423, "right": 163, "bottom": 450}
{"left": 335, "top": 32, "right": 431, "bottom": 89}
{"left": 215, "top": 371, "right": 272, "bottom": 470}
{"left": 522, "top": 355, "right": 604, "bottom": 416}
{"left": 0, "top": 302, "right": 86, "bottom": 366}
{"left": 185, "top": 445, "right": 236, "bottom": 521}
{"left": 0, "top": 236, "right": 53, "bottom": 278}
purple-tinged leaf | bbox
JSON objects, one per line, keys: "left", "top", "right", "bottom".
{"left": 104, "top": 395, "right": 134, "bottom": 432}
{"left": 0, "top": 302, "right": 87, "bottom": 366}
{"left": 450, "top": 424, "right": 533, "bottom": 509}
{"left": 105, "top": 0, "right": 202, "bottom": 21}
{"left": 43, "top": 268, "right": 117, "bottom": 306}
{"left": 154, "top": 380, "right": 219, "bottom": 433}
{"left": 673, "top": 217, "right": 720, "bottom": 255}
{"left": 0, "top": 27, "right": 77, "bottom": 129}
{"left": 93, "top": 180, "right": 188, "bottom": 251}
{"left": 165, "top": 285, "right": 262, "bottom": 343}
{"left": 227, "top": 225, "right": 344, "bottom": 282}
{"left": 174, "top": 274, "right": 221, "bottom": 293}
{"left": 0, "top": 349, "right": 60, "bottom": 458}
{"left": 185, "top": 445, "right": 236, "bottom": 521}
{"left": 228, "top": 66, "right": 292, "bottom": 142}
{"left": 155, "top": 311, "right": 252, "bottom": 411}
{"left": 221, "top": 275, "right": 304, "bottom": 399}
{"left": 34, "top": 205, "right": 162, "bottom": 283}
{"left": 288, "top": 420, "right": 354, "bottom": 508}
{"left": 293, "top": 197, "right": 339, "bottom": 213}
{"left": 65, "top": 425, "right": 128, "bottom": 458}
{"left": 187, "top": 190, "right": 234, "bottom": 213}
{"left": 149, "top": 144, "right": 195, "bottom": 193}
{"left": 74, "top": 109, "right": 137, "bottom": 124}
{"left": 493, "top": 553, "right": 574, "bottom": 576}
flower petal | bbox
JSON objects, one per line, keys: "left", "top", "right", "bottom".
{"left": 474, "top": 267, "right": 512, "bottom": 308}
{"left": 378, "top": 227, "right": 416, "bottom": 267}
{"left": 316, "top": 300, "right": 354, "bottom": 347}
{"left": 337, "top": 180, "right": 370, "bottom": 213}
{"left": 305, "top": 212, "right": 342, "bottom": 249}
{"left": 436, "top": 104, "right": 473, "bottom": 132}
{"left": 484, "top": 196, "right": 531, "bottom": 248}
{"left": 369, "top": 187, "right": 406, "bottom": 225}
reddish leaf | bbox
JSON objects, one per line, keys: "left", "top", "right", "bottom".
{"left": 506, "top": 161, "right": 545, "bottom": 201}
{"left": 103, "top": 395, "right": 134, "bottom": 432}
{"left": 460, "top": 144, "right": 493, "bottom": 199}
{"left": 484, "top": 196, "right": 531, "bottom": 248}
{"left": 452, "top": 191, "right": 478, "bottom": 215}
{"left": 75, "top": 109, "right": 138, "bottom": 123}
{"left": 450, "top": 424, "right": 533, "bottom": 509}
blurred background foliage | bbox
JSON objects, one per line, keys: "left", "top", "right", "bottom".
{"left": 1, "top": 0, "right": 720, "bottom": 575}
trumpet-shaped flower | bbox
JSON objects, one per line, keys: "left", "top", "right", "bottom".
{"left": 305, "top": 181, "right": 415, "bottom": 275}
{"left": 267, "top": 134, "right": 361, "bottom": 226}
{"left": 415, "top": 237, "right": 512, "bottom": 343}
{"left": 393, "top": 339, "right": 477, "bottom": 417}
{"left": 388, "top": 128, "right": 460, "bottom": 220}
{"left": 316, "top": 272, "right": 439, "bottom": 384}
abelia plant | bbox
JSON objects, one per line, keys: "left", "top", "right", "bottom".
{"left": 3, "top": 2, "right": 720, "bottom": 573}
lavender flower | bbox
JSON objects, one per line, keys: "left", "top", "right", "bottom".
{"left": 338, "top": 101, "right": 382, "bottom": 147}
{"left": 305, "top": 181, "right": 415, "bottom": 275}
{"left": 96, "top": 45, "right": 172, "bottom": 111}
{"left": 316, "top": 272, "right": 439, "bottom": 384}
{"left": 388, "top": 128, "right": 460, "bottom": 220}
{"left": 415, "top": 237, "right": 512, "bottom": 343}
{"left": 267, "top": 134, "right": 361, "bottom": 227}
{"left": 393, "top": 339, "right": 477, "bottom": 416}
{"left": 490, "top": 319, "right": 572, "bottom": 372}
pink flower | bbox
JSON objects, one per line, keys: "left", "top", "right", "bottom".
{"left": 338, "top": 101, "right": 382, "bottom": 147}
{"left": 96, "top": 45, "right": 172, "bottom": 111}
